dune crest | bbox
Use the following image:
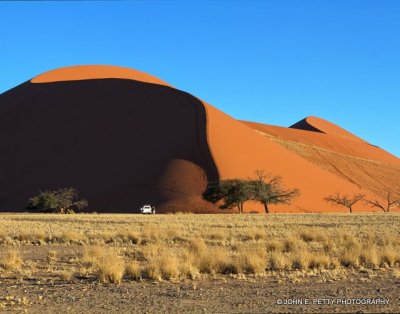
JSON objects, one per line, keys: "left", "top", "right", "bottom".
{"left": 31, "top": 65, "right": 172, "bottom": 87}
{"left": 290, "top": 116, "right": 366, "bottom": 143}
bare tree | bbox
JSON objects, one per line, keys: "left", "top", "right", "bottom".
{"left": 248, "top": 170, "right": 300, "bottom": 213}
{"left": 324, "top": 193, "right": 364, "bottom": 213}
{"left": 365, "top": 192, "right": 400, "bottom": 212}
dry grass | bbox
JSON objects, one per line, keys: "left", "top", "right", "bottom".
{"left": 81, "top": 246, "right": 125, "bottom": 283}
{"left": 187, "top": 238, "right": 208, "bottom": 255}
{"left": 60, "top": 268, "right": 75, "bottom": 281}
{"left": 0, "top": 213, "right": 399, "bottom": 284}
{"left": 290, "top": 253, "right": 310, "bottom": 270}
{"left": 125, "top": 260, "right": 141, "bottom": 280}
{"left": 0, "top": 249, "right": 22, "bottom": 272}
{"left": 308, "top": 254, "right": 331, "bottom": 270}
{"left": 197, "top": 247, "right": 232, "bottom": 274}
{"left": 380, "top": 246, "right": 397, "bottom": 268}
{"left": 299, "top": 228, "right": 326, "bottom": 243}
{"left": 146, "top": 254, "right": 180, "bottom": 281}
{"left": 268, "top": 252, "right": 288, "bottom": 270}
{"left": 46, "top": 250, "right": 57, "bottom": 263}
{"left": 179, "top": 253, "right": 200, "bottom": 279}
{"left": 235, "top": 246, "right": 266, "bottom": 274}
{"left": 283, "top": 237, "right": 305, "bottom": 253}
{"left": 265, "top": 239, "right": 282, "bottom": 252}
{"left": 205, "top": 230, "right": 226, "bottom": 241}
{"left": 116, "top": 231, "right": 140, "bottom": 244}
{"left": 358, "top": 248, "right": 379, "bottom": 269}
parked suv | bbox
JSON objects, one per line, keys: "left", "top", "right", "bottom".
{"left": 140, "top": 204, "right": 155, "bottom": 214}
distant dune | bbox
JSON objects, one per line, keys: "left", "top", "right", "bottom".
{"left": 242, "top": 121, "right": 400, "bottom": 203}
{"left": 290, "top": 116, "right": 367, "bottom": 143}
{"left": 0, "top": 65, "right": 398, "bottom": 213}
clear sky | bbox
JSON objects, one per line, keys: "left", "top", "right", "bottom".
{"left": 1, "top": 0, "right": 399, "bottom": 156}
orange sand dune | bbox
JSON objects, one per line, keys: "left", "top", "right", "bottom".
{"left": 1, "top": 66, "right": 215, "bottom": 213}
{"left": 31, "top": 64, "right": 172, "bottom": 87}
{"left": 203, "top": 104, "right": 380, "bottom": 213}
{"left": 243, "top": 121, "right": 400, "bottom": 166}
{"left": 243, "top": 121, "right": 400, "bottom": 201}
{"left": 290, "top": 116, "right": 367, "bottom": 143}
{"left": 0, "top": 65, "right": 391, "bottom": 213}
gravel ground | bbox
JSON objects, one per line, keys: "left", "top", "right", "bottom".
{"left": 1, "top": 273, "right": 399, "bottom": 313}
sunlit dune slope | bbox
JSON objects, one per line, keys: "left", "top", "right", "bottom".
{"left": 243, "top": 121, "right": 400, "bottom": 200}
{"left": 203, "top": 104, "right": 379, "bottom": 213}
{"left": 243, "top": 121, "right": 400, "bottom": 166}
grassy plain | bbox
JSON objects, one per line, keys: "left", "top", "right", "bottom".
{"left": 0, "top": 213, "right": 399, "bottom": 312}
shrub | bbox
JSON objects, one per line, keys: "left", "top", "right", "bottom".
{"left": 290, "top": 253, "right": 310, "bottom": 270}
{"left": 235, "top": 246, "right": 266, "bottom": 274}
{"left": 179, "top": 253, "right": 200, "bottom": 279}
{"left": 282, "top": 237, "right": 305, "bottom": 253}
{"left": 81, "top": 246, "right": 125, "bottom": 284}
{"left": 1, "top": 250, "right": 22, "bottom": 272}
{"left": 265, "top": 240, "right": 282, "bottom": 252}
{"left": 380, "top": 247, "right": 397, "bottom": 268}
{"left": 358, "top": 249, "right": 379, "bottom": 269}
{"left": 125, "top": 261, "right": 141, "bottom": 280}
{"left": 299, "top": 229, "right": 326, "bottom": 243}
{"left": 339, "top": 249, "right": 359, "bottom": 268}
{"left": 187, "top": 238, "right": 208, "bottom": 255}
{"left": 308, "top": 254, "right": 330, "bottom": 270}
{"left": 268, "top": 252, "right": 288, "bottom": 270}
{"left": 197, "top": 247, "right": 234, "bottom": 274}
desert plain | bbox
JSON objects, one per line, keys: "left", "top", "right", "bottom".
{"left": 0, "top": 212, "right": 399, "bottom": 313}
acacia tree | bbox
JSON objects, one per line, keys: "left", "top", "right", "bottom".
{"left": 248, "top": 170, "right": 300, "bottom": 213}
{"left": 26, "top": 187, "right": 88, "bottom": 214}
{"left": 324, "top": 193, "right": 364, "bottom": 213}
{"left": 365, "top": 192, "right": 400, "bottom": 212}
{"left": 203, "top": 179, "right": 251, "bottom": 213}
{"left": 203, "top": 171, "right": 299, "bottom": 214}
{"left": 219, "top": 179, "right": 251, "bottom": 214}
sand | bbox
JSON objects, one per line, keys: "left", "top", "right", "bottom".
{"left": 0, "top": 65, "right": 397, "bottom": 213}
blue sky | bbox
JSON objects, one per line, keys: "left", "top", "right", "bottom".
{"left": 1, "top": 0, "right": 399, "bottom": 156}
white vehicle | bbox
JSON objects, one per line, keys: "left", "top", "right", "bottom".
{"left": 140, "top": 204, "right": 155, "bottom": 214}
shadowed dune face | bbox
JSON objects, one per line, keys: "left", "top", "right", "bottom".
{"left": 0, "top": 79, "right": 218, "bottom": 212}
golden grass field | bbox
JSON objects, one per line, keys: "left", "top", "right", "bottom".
{"left": 1, "top": 212, "right": 400, "bottom": 286}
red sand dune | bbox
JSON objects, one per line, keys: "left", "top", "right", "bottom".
{"left": 0, "top": 65, "right": 396, "bottom": 213}
{"left": 204, "top": 104, "right": 384, "bottom": 213}
{"left": 242, "top": 120, "right": 400, "bottom": 203}
{"left": 290, "top": 116, "right": 367, "bottom": 143}
{"left": 32, "top": 64, "right": 172, "bottom": 87}
{"left": 243, "top": 121, "right": 400, "bottom": 166}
